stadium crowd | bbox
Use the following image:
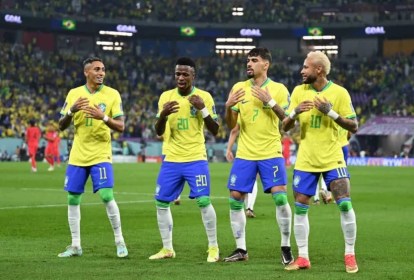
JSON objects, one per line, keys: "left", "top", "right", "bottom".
{"left": 1, "top": 42, "right": 414, "bottom": 142}
{"left": 2, "top": 0, "right": 414, "bottom": 25}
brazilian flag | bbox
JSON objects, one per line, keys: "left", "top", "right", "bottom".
{"left": 62, "top": 19, "right": 76, "bottom": 30}
{"left": 307, "top": 27, "right": 322, "bottom": 36}
{"left": 180, "top": 26, "right": 196, "bottom": 37}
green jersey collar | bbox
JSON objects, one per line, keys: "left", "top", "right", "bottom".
{"left": 310, "top": 80, "right": 333, "bottom": 93}
{"left": 84, "top": 84, "right": 104, "bottom": 94}
{"left": 250, "top": 78, "right": 270, "bottom": 88}
{"left": 176, "top": 86, "right": 195, "bottom": 97}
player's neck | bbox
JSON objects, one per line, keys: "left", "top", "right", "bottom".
{"left": 178, "top": 85, "right": 194, "bottom": 96}
{"left": 251, "top": 75, "right": 268, "bottom": 87}
{"left": 312, "top": 78, "right": 329, "bottom": 92}
{"left": 85, "top": 82, "right": 102, "bottom": 94}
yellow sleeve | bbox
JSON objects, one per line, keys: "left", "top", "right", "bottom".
{"left": 156, "top": 93, "right": 167, "bottom": 118}
{"left": 111, "top": 91, "right": 124, "bottom": 118}
{"left": 286, "top": 86, "right": 299, "bottom": 115}
{"left": 275, "top": 84, "right": 290, "bottom": 110}
{"left": 204, "top": 93, "right": 218, "bottom": 120}
{"left": 337, "top": 90, "right": 357, "bottom": 119}
{"left": 60, "top": 90, "right": 74, "bottom": 115}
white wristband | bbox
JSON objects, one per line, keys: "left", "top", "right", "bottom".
{"left": 327, "top": 109, "right": 339, "bottom": 120}
{"left": 67, "top": 109, "right": 73, "bottom": 116}
{"left": 200, "top": 107, "right": 210, "bottom": 118}
{"left": 267, "top": 99, "right": 277, "bottom": 108}
{"left": 103, "top": 115, "right": 110, "bottom": 123}
{"left": 289, "top": 110, "right": 297, "bottom": 120}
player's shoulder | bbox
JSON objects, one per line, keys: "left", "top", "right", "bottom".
{"left": 68, "top": 85, "right": 85, "bottom": 95}
{"left": 267, "top": 79, "right": 288, "bottom": 90}
{"left": 330, "top": 82, "right": 349, "bottom": 95}
{"left": 292, "top": 84, "right": 308, "bottom": 94}
{"left": 194, "top": 87, "right": 212, "bottom": 98}
{"left": 159, "top": 88, "right": 176, "bottom": 100}
{"left": 101, "top": 85, "right": 120, "bottom": 95}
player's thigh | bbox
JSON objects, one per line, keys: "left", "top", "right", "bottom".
{"left": 323, "top": 167, "right": 350, "bottom": 192}
{"left": 156, "top": 161, "right": 185, "bottom": 202}
{"left": 292, "top": 170, "right": 320, "bottom": 197}
{"left": 90, "top": 163, "right": 115, "bottom": 193}
{"left": 258, "top": 157, "right": 287, "bottom": 193}
{"left": 228, "top": 158, "right": 258, "bottom": 193}
{"left": 183, "top": 160, "right": 210, "bottom": 199}
{"left": 64, "top": 165, "right": 90, "bottom": 193}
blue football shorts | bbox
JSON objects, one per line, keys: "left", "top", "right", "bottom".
{"left": 292, "top": 167, "right": 350, "bottom": 196}
{"left": 342, "top": 145, "right": 349, "bottom": 163}
{"left": 64, "top": 162, "right": 114, "bottom": 193}
{"left": 227, "top": 157, "right": 287, "bottom": 193}
{"left": 155, "top": 160, "right": 210, "bottom": 202}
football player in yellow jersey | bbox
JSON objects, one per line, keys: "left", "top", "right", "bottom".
{"left": 223, "top": 48, "right": 294, "bottom": 266}
{"left": 149, "top": 57, "right": 220, "bottom": 263}
{"left": 57, "top": 57, "right": 128, "bottom": 258}
{"left": 282, "top": 51, "right": 359, "bottom": 273}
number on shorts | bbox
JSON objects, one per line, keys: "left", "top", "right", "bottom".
{"left": 99, "top": 167, "right": 107, "bottom": 179}
{"left": 336, "top": 167, "right": 347, "bottom": 178}
{"left": 195, "top": 175, "right": 207, "bottom": 187}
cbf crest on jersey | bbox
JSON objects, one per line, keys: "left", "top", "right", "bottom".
{"left": 190, "top": 106, "right": 197, "bottom": 117}
{"left": 98, "top": 103, "right": 107, "bottom": 113}
{"left": 230, "top": 174, "right": 237, "bottom": 186}
{"left": 293, "top": 175, "right": 301, "bottom": 188}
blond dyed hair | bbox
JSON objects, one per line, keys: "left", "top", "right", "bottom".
{"left": 307, "top": 51, "right": 331, "bottom": 75}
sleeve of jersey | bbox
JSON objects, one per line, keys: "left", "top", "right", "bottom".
{"left": 230, "top": 86, "right": 240, "bottom": 113}
{"left": 285, "top": 87, "right": 298, "bottom": 116}
{"left": 205, "top": 93, "right": 218, "bottom": 120}
{"left": 156, "top": 93, "right": 166, "bottom": 118}
{"left": 60, "top": 90, "right": 73, "bottom": 116}
{"left": 111, "top": 91, "right": 124, "bottom": 118}
{"left": 276, "top": 85, "right": 290, "bottom": 110}
{"left": 338, "top": 90, "right": 357, "bottom": 119}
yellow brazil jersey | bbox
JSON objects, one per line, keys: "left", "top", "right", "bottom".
{"left": 286, "top": 81, "right": 356, "bottom": 172}
{"left": 338, "top": 126, "right": 349, "bottom": 147}
{"left": 60, "top": 85, "right": 124, "bottom": 166}
{"left": 161, "top": 122, "right": 170, "bottom": 155}
{"left": 157, "top": 87, "right": 217, "bottom": 162}
{"left": 231, "top": 78, "right": 290, "bottom": 160}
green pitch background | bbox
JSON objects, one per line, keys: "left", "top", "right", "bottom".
{"left": 0, "top": 162, "right": 413, "bottom": 279}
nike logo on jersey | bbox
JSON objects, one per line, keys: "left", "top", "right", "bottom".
{"left": 241, "top": 100, "right": 249, "bottom": 104}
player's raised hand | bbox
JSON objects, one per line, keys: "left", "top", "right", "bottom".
{"left": 161, "top": 101, "right": 180, "bottom": 117}
{"left": 251, "top": 86, "right": 271, "bottom": 103}
{"left": 71, "top": 97, "right": 89, "bottom": 113}
{"left": 82, "top": 104, "right": 105, "bottom": 120}
{"left": 188, "top": 95, "right": 205, "bottom": 110}
{"left": 225, "top": 88, "right": 245, "bottom": 108}
{"left": 294, "top": 100, "right": 314, "bottom": 114}
{"left": 314, "top": 96, "right": 332, "bottom": 114}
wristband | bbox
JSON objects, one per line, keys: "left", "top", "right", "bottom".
{"left": 267, "top": 99, "right": 277, "bottom": 108}
{"left": 289, "top": 110, "right": 297, "bottom": 120}
{"left": 67, "top": 109, "right": 73, "bottom": 116}
{"left": 327, "top": 109, "right": 339, "bottom": 120}
{"left": 200, "top": 107, "right": 210, "bottom": 118}
{"left": 103, "top": 115, "right": 110, "bottom": 123}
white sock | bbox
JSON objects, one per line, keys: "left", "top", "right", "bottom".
{"left": 320, "top": 177, "right": 328, "bottom": 191}
{"left": 276, "top": 204, "right": 292, "bottom": 247}
{"left": 246, "top": 180, "right": 258, "bottom": 210}
{"left": 157, "top": 206, "right": 173, "bottom": 250}
{"left": 105, "top": 200, "right": 124, "bottom": 244}
{"left": 294, "top": 213, "right": 309, "bottom": 259}
{"left": 68, "top": 205, "right": 81, "bottom": 248}
{"left": 315, "top": 179, "right": 320, "bottom": 199}
{"left": 200, "top": 204, "right": 218, "bottom": 247}
{"left": 340, "top": 208, "right": 357, "bottom": 255}
{"left": 230, "top": 209, "right": 246, "bottom": 250}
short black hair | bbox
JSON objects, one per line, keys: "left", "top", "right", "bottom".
{"left": 83, "top": 57, "right": 103, "bottom": 67}
{"left": 247, "top": 47, "right": 272, "bottom": 63}
{"left": 175, "top": 57, "right": 196, "bottom": 72}
{"left": 29, "top": 119, "right": 36, "bottom": 126}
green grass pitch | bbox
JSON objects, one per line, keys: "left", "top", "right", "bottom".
{"left": 0, "top": 162, "right": 413, "bottom": 279}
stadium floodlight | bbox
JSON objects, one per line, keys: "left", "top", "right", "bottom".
{"left": 327, "top": 50, "right": 338, "bottom": 54}
{"left": 215, "top": 45, "right": 256, "bottom": 50}
{"left": 302, "top": 35, "right": 336, "bottom": 40}
{"left": 232, "top": 6, "right": 244, "bottom": 16}
{"left": 313, "top": 45, "right": 338, "bottom": 50}
{"left": 216, "top": 38, "right": 253, "bottom": 42}
{"left": 96, "top": 41, "right": 114, "bottom": 46}
{"left": 99, "top": 30, "right": 133, "bottom": 37}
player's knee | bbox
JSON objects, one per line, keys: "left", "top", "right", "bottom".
{"left": 229, "top": 197, "right": 244, "bottom": 211}
{"left": 67, "top": 192, "right": 82, "bottom": 205}
{"left": 294, "top": 202, "right": 309, "bottom": 215}
{"left": 196, "top": 196, "right": 211, "bottom": 208}
{"left": 337, "top": 198, "right": 353, "bottom": 212}
{"left": 99, "top": 188, "right": 114, "bottom": 203}
{"left": 155, "top": 200, "right": 171, "bottom": 208}
{"left": 272, "top": 192, "right": 288, "bottom": 206}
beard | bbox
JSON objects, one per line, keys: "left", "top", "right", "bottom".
{"left": 303, "top": 75, "right": 317, "bottom": 84}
